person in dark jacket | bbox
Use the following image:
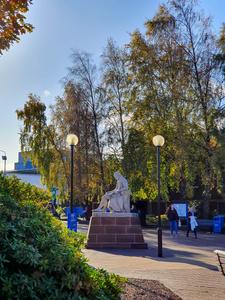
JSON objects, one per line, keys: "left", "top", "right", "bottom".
{"left": 166, "top": 204, "right": 179, "bottom": 236}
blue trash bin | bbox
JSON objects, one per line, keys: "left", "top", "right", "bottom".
{"left": 213, "top": 215, "right": 225, "bottom": 233}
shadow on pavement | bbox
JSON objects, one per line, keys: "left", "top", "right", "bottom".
{"left": 90, "top": 246, "right": 218, "bottom": 271}
{"left": 81, "top": 224, "right": 223, "bottom": 271}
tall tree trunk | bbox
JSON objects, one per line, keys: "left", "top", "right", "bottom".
{"left": 187, "top": 19, "right": 213, "bottom": 218}
{"left": 118, "top": 91, "right": 127, "bottom": 174}
{"left": 90, "top": 89, "right": 105, "bottom": 189}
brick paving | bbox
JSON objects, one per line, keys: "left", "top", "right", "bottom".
{"left": 80, "top": 225, "right": 225, "bottom": 300}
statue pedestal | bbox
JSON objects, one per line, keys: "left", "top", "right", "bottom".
{"left": 86, "top": 212, "right": 148, "bottom": 249}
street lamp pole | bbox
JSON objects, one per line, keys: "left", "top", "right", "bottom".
{"left": 70, "top": 143, "right": 74, "bottom": 212}
{"left": 0, "top": 150, "right": 7, "bottom": 175}
{"left": 66, "top": 134, "right": 79, "bottom": 231}
{"left": 156, "top": 145, "right": 162, "bottom": 257}
{"left": 152, "top": 135, "right": 165, "bottom": 258}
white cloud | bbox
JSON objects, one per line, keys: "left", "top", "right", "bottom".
{"left": 43, "top": 90, "right": 51, "bottom": 97}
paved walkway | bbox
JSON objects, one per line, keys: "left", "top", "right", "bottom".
{"left": 79, "top": 224, "right": 225, "bottom": 300}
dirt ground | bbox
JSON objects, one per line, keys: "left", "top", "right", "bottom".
{"left": 121, "top": 278, "right": 182, "bottom": 300}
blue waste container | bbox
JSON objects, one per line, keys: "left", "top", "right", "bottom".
{"left": 213, "top": 215, "right": 225, "bottom": 233}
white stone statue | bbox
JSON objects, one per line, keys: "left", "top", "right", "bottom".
{"left": 94, "top": 171, "right": 131, "bottom": 213}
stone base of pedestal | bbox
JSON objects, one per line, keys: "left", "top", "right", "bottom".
{"left": 86, "top": 212, "right": 148, "bottom": 249}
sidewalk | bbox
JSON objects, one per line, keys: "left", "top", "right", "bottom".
{"left": 81, "top": 225, "right": 225, "bottom": 300}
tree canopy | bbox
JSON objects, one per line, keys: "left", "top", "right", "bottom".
{"left": 0, "top": 0, "right": 33, "bottom": 54}
{"left": 16, "top": 0, "right": 225, "bottom": 217}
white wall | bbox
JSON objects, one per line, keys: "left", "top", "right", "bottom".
{"left": 7, "top": 173, "right": 46, "bottom": 189}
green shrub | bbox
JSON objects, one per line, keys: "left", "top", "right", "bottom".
{"left": 55, "top": 205, "right": 64, "bottom": 217}
{"left": 0, "top": 174, "right": 50, "bottom": 206}
{"left": 0, "top": 192, "right": 124, "bottom": 299}
{"left": 146, "top": 214, "right": 169, "bottom": 227}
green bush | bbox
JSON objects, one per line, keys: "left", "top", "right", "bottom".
{"left": 0, "top": 174, "right": 50, "bottom": 206}
{"left": 146, "top": 214, "right": 169, "bottom": 227}
{"left": 0, "top": 178, "right": 124, "bottom": 299}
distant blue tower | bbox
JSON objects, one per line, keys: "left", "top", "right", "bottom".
{"left": 14, "top": 152, "right": 36, "bottom": 171}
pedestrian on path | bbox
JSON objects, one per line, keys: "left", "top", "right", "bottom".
{"left": 166, "top": 204, "right": 179, "bottom": 237}
{"left": 186, "top": 207, "right": 198, "bottom": 238}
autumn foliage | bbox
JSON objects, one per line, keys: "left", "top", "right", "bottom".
{"left": 0, "top": 0, "right": 33, "bottom": 54}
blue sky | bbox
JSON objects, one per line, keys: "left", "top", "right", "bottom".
{"left": 0, "top": 0, "right": 224, "bottom": 171}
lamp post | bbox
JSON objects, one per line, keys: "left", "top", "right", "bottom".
{"left": 66, "top": 134, "right": 79, "bottom": 231}
{"left": 152, "top": 135, "right": 165, "bottom": 257}
{"left": 0, "top": 150, "right": 7, "bottom": 175}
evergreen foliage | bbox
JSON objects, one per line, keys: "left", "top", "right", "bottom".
{"left": 0, "top": 175, "right": 124, "bottom": 299}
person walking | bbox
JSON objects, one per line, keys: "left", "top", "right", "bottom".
{"left": 166, "top": 204, "right": 179, "bottom": 237}
{"left": 186, "top": 208, "right": 198, "bottom": 238}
